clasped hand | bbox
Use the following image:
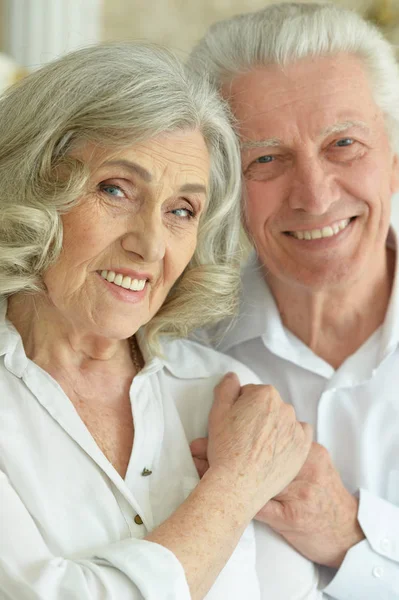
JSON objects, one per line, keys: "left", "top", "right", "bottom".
{"left": 192, "top": 374, "right": 364, "bottom": 568}
{"left": 199, "top": 373, "right": 312, "bottom": 521}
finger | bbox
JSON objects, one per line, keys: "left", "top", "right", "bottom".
{"left": 190, "top": 437, "right": 208, "bottom": 459}
{"left": 209, "top": 372, "right": 241, "bottom": 426}
{"left": 256, "top": 499, "right": 285, "bottom": 526}
{"left": 299, "top": 421, "right": 313, "bottom": 451}
{"left": 193, "top": 457, "right": 210, "bottom": 479}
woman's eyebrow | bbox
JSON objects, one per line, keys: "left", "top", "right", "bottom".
{"left": 102, "top": 159, "right": 152, "bottom": 182}
{"left": 180, "top": 183, "right": 207, "bottom": 195}
{"left": 102, "top": 160, "right": 207, "bottom": 195}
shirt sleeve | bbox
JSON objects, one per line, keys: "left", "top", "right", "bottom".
{"left": 323, "top": 489, "right": 399, "bottom": 600}
{"left": 0, "top": 470, "right": 191, "bottom": 600}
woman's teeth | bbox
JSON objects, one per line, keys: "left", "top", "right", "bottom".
{"left": 290, "top": 218, "right": 351, "bottom": 240}
{"left": 100, "top": 270, "right": 146, "bottom": 291}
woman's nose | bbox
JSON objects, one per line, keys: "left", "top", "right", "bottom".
{"left": 122, "top": 211, "right": 166, "bottom": 263}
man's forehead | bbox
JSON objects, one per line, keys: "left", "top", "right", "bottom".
{"left": 225, "top": 54, "right": 375, "bottom": 115}
{"left": 224, "top": 55, "right": 382, "bottom": 146}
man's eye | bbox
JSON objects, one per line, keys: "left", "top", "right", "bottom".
{"left": 335, "top": 138, "right": 354, "bottom": 147}
{"left": 99, "top": 184, "right": 125, "bottom": 198}
{"left": 255, "top": 155, "right": 274, "bottom": 163}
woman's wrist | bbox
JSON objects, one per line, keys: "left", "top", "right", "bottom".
{"left": 198, "top": 465, "right": 261, "bottom": 522}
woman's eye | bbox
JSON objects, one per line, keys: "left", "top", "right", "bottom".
{"left": 255, "top": 155, "right": 274, "bottom": 163}
{"left": 171, "top": 207, "right": 194, "bottom": 219}
{"left": 335, "top": 138, "right": 354, "bottom": 147}
{"left": 99, "top": 183, "right": 125, "bottom": 198}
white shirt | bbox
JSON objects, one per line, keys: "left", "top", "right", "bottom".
{"left": 0, "top": 300, "right": 320, "bottom": 600}
{"left": 210, "top": 229, "right": 399, "bottom": 600}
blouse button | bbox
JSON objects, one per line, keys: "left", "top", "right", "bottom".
{"left": 134, "top": 514, "right": 143, "bottom": 525}
{"left": 372, "top": 566, "right": 384, "bottom": 578}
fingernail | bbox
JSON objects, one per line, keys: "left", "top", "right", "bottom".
{"left": 224, "top": 372, "right": 235, "bottom": 379}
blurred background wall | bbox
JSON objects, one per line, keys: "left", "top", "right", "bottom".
{"left": 0, "top": 0, "right": 398, "bottom": 69}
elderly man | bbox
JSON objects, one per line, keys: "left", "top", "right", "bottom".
{"left": 189, "top": 3, "right": 399, "bottom": 599}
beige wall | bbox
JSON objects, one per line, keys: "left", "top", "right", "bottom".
{"left": 0, "top": 0, "right": 398, "bottom": 63}
{"left": 101, "top": 0, "right": 396, "bottom": 56}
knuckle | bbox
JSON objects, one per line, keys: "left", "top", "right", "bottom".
{"left": 280, "top": 402, "right": 297, "bottom": 424}
{"left": 285, "top": 403, "right": 297, "bottom": 418}
{"left": 298, "top": 486, "right": 314, "bottom": 503}
{"left": 314, "top": 442, "right": 330, "bottom": 461}
{"left": 241, "top": 384, "right": 281, "bottom": 409}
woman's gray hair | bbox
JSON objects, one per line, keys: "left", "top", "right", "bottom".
{"left": 188, "top": 2, "right": 399, "bottom": 152}
{"left": 0, "top": 42, "right": 243, "bottom": 351}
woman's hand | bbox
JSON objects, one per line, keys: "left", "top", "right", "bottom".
{"left": 148, "top": 372, "right": 312, "bottom": 599}
{"left": 196, "top": 373, "right": 313, "bottom": 516}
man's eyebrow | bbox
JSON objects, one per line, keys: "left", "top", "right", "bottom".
{"left": 240, "top": 121, "right": 370, "bottom": 151}
{"left": 320, "top": 120, "right": 370, "bottom": 137}
{"left": 102, "top": 159, "right": 152, "bottom": 182}
{"left": 241, "top": 137, "right": 282, "bottom": 150}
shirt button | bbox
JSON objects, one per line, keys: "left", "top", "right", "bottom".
{"left": 372, "top": 566, "right": 384, "bottom": 578}
{"left": 380, "top": 538, "right": 391, "bottom": 552}
{"left": 134, "top": 514, "right": 143, "bottom": 525}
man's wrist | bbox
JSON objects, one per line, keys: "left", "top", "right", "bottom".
{"left": 328, "top": 501, "right": 365, "bottom": 568}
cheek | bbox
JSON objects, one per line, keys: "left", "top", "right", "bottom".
{"left": 244, "top": 182, "right": 276, "bottom": 231}
{"left": 159, "top": 231, "right": 198, "bottom": 293}
{"left": 348, "top": 152, "right": 394, "bottom": 196}
{"left": 173, "top": 233, "right": 197, "bottom": 272}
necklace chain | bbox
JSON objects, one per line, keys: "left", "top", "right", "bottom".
{"left": 129, "top": 336, "right": 142, "bottom": 373}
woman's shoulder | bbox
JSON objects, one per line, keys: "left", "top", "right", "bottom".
{"left": 160, "top": 337, "right": 262, "bottom": 386}
{"left": 159, "top": 338, "right": 261, "bottom": 441}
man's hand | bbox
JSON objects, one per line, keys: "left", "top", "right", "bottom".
{"left": 191, "top": 438, "right": 365, "bottom": 568}
{"left": 256, "top": 442, "right": 365, "bottom": 568}
{"left": 190, "top": 437, "right": 209, "bottom": 478}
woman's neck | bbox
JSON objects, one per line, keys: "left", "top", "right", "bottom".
{"left": 6, "top": 292, "right": 130, "bottom": 370}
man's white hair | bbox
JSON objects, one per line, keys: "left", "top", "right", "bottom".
{"left": 189, "top": 2, "right": 399, "bottom": 152}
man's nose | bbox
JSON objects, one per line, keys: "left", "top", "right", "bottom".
{"left": 288, "top": 157, "right": 340, "bottom": 215}
{"left": 122, "top": 210, "right": 166, "bottom": 263}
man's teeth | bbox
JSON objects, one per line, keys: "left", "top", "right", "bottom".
{"left": 290, "top": 218, "right": 351, "bottom": 240}
{"left": 100, "top": 270, "right": 146, "bottom": 291}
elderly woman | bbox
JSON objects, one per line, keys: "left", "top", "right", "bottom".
{"left": 0, "top": 43, "right": 319, "bottom": 599}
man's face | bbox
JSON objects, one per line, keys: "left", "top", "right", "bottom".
{"left": 226, "top": 54, "right": 399, "bottom": 291}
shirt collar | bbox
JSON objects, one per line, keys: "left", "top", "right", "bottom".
{"left": 160, "top": 335, "right": 226, "bottom": 379}
{"left": 0, "top": 297, "right": 29, "bottom": 377}
{"left": 134, "top": 331, "right": 216, "bottom": 380}
{"left": 214, "top": 251, "right": 285, "bottom": 352}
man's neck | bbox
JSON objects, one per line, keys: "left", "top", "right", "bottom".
{"left": 266, "top": 247, "right": 396, "bottom": 370}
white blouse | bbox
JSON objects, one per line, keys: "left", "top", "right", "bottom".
{"left": 0, "top": 301, "right": 320, "bottom": 599}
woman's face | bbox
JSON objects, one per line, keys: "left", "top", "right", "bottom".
{"left": 43, "top": 130, "right": 210, "bottom": 340}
